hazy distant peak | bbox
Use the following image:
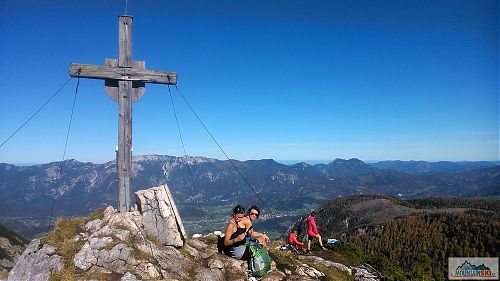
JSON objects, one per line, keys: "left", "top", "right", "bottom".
{"left": 133, "top": 154, "right": 170, "bottom": 162}
{"left": 293, "top": 162, "right": 311, "bottom": 168}
{"left": 179, "top": 155, "right": 217, "bottom": 164}
{"left": 132, "top": 154, "right": 217, "bottom": 164}
{"left": 332, "top": 158, "right": 364, "bottom": 163}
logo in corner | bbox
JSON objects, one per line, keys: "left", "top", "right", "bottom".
{"left": 449, "top": 257, "right": 499, "bottom": 280}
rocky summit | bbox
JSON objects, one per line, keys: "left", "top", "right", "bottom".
{"left": 7, "top": 184, "right": 380, "bottom": 281}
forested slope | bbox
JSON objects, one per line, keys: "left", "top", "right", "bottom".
{"left": 293, "top": 195, "right": 500, "bottom": 280}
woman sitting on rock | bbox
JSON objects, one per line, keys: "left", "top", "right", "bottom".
{"left": 224, "top": 205, "right": 250, "bottom": 260}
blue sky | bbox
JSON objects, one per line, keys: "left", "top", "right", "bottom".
{"left": 0, "top": 0, "right": 498, "bottom": 164}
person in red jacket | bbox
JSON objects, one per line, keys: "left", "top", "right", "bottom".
{"left": 307, "top": 211, "right": 326, "bottom": 251}
{"left": 288, "top": 229, "right": 305, "bottom": 251}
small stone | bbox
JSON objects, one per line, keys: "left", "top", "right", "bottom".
{"left": 271, "top": 260, "right": 277, "bottom": 270}
{"left": 296, "top": 264, "right": 325, "bottom": 278}
{"left": 74, "top": 243, "right": 97, "bottom": 271}
{"left": 85, "top": 219, "right": 103, "bottom": 232}
{"left": 115, "top": 229, "right": 130, "bottom": 241}
{"left": 261, "top": 270, "right": 286, "bottom": 281}
{"left": 103, "top": 205, "right": 116, "bottom": 222}
{"left": 207, "top": 257, "right": 224, "bottom": 269}
{"left": 187, "top": 239, "right": 208, "bottom": 250}
{"left": 182, "top": 243, "right": 199, "bottom": 258}
{"left": 135, "top": 262, "right": 161, "bottom": 279}
{"left": 193, "top": 268, "right": 224, "bottom": 281}
{"left": 353, "top": 266, "right": 379, "bottom": 281}
{"left": 94, "top": 225, "right": 113, "bottom": 237}
{"left": 121, "top": 272, "right": 138, "bottom": 281}
{"left": 73, "top": 235, "right": 81, "bottom": 242}
{"left": 92, "top": 236, "right": 113, "bottom": 250}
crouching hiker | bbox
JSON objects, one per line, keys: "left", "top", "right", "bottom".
{"left": 224, "top": 205, "right": 250, "bottom": 260}
{"left": 288, "top": 229, "right": 305, "bottom": 252}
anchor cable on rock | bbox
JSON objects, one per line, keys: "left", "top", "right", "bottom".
{"left": 167, "top": 83, "right": 197, "bottom": 200}
{"left": 46, "top": 75, "right": 81, "bottom": 232}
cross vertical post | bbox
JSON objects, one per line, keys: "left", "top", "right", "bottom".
{"left": 69, "top": 15, "right": 177, "bottom": 212}
{"left": 117, "top": 16, "right": 133, "bottom": 212}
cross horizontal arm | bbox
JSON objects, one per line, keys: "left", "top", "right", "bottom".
{"left": 70, "top": 63, "right": 177, "bottom": 85}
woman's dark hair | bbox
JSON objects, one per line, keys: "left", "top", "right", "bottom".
{"left": 310, "top": 211, "right": 317, "bottom": 217}
{"left": 233, "top": 205, "right": 245, "bottom": 214}
{"left": 247, "top": 205, "right": 260, "bottom": 218}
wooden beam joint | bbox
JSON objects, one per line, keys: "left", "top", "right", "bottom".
{"left": 69, "top": 63, "right": 178, "bottom": 85}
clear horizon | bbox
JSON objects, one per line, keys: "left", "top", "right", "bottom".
{"left": 4, "top": 154, "right": 500, "bottom": 167}
{"left": 1, "top": 1, "right": 498, "bottom": 164}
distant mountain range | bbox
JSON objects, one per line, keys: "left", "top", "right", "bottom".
{"left": 0, "top": 155, "right": 498, "bottom": 237}
{"left": 369, "top": 160, "right": 499, "bottom": 174}
{"left": 0, "top": 155, "right": 498, "bottom": 216}
{"left": 281, "top": 159, "right": 499, "bottom": 173}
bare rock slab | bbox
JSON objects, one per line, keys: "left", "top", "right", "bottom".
{"left": 8, "top": 239, "right": 62, "bottom": 281}
{"left": 135, "top": 184, "right": 186, "bottom": 247}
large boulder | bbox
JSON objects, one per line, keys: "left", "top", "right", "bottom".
{"left": 135, "top": 184, "right": 187, "bottom": 247}
{"left": 72, "top": 205, "right": 191, "bottom": 280}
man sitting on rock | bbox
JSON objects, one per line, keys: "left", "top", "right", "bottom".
{"left": 242, "top": 205, "right": 270, "bottom": 246}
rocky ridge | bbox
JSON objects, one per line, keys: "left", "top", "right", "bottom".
{"left": 8, "top": 184, "right": 380, "bottom": 281}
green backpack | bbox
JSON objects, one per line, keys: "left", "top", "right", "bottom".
{"left": 247, "top": 239, "right": 271, "bottom": 277}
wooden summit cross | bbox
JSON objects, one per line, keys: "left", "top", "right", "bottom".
{"left": 69, "top": 15, "right": 177, "bottom": 212}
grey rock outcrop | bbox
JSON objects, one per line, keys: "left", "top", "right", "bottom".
{"left": 8, "top": 184, "right": 191, "bottom": 280}
{"left": 296, "top": 253, "right": 380, "bottom": 280}
{"left": 135, "top": 184, "right": 186, "bottom": 247}
{"left": 0, "top": 238, "right": 24, "bottom": 271}
{"left": 194, "top": 268, "right": 225, "bottom": 281}
{"left": 71, "top": 204, "right": 190, "bottom": 279}
{"left": 7, "top": 239, "right": 62, "bottom": 281}
{"left": 0, "top": 225, "right": 28, "bottom": 279}
{"left": 298, "top": 255, "right": 352, "bottom": 275}
{"left": 261, "top": 270, "right": 286, "bottom": 281}
{"left": 353, "top": 265, "right": 380, "bottom": 281}
{"left": 296, "top": 263, "right": 325, "bottom": 278}
{"left": 120, "top": 272, "right": 138, "bottom": 281}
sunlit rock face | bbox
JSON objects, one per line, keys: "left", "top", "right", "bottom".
{"left": 135, "top": 184, "right": 186, "bottom": 247}
{"left": 7, "top": 239, "right": 62, "bottom": 281}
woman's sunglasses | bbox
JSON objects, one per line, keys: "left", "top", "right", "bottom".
{"left": 249, "top": 212, "right": 259, "bottom": 218}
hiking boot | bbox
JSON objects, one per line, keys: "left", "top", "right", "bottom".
{"left": 321, "top": 246, "right": 327, "bottom": 250}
